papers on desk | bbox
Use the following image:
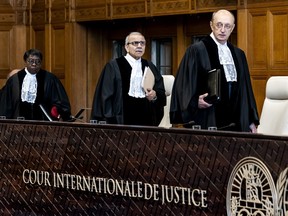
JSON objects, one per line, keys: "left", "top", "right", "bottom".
{"left": 141, "top": 66, "right": 155, "bottom": 93}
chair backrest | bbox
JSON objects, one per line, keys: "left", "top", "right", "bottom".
{"left": 7, "top": 69, "right": 21, "bottom": 79}
{"left": 158, "top": 75, "right": 175, "bottom": 128}
{"left": 258, "top": 76, "right": 288, "bottom": 136}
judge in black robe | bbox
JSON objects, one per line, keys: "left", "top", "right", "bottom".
{"left": 1, "top": 49, "right": 72, "bottom": 121}
{"left": 0, "top": 87, "right": 4, "bottom": 116}
{"left": 91, "top": 32, "right": 166, "bottom": 126}
{"left": 170, "top": 10, "right": 259, "bottom": 132}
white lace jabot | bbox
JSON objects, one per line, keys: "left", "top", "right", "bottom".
{"left": 210, "top": 33, "right": 237, "bottom": 82}
{"left": 125, "top": 54, "right": 146, "bottom": 98}
{"left": 21, "top": 68, "right": 37, "bottom": 103}
{"left": 217, "top": 44, "right": 237, "bottom": 82}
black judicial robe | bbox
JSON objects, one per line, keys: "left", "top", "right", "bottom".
{"left": 2, "top": 69, "right": 72, "bottom": 121}
{"left": 170, "top": 36, "right": 259, "bottom": 132}
{"left": 91, "top": 56, "right": 166, "bottom": 126}
{"left": 0, "top": 87, "right": 4, "bottom": 116}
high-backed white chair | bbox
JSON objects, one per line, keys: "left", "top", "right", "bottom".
{"left": 257, "top": 76, "right": 288, "bottom": 136}
{"left": 158, "top": 75, "right": 175, "bottom": 128}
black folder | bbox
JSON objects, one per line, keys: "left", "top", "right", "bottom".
{"left": 204, "top": 69, "right": 221, "bottom": 104}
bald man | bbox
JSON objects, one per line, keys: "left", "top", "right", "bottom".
{"left": 170, "top": 9, "right": 259, "bottom": 132}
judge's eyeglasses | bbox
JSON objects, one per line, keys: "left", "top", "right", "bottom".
{"left": 27, "top": 58, "right": 42, "bottom": 65}
{"left": 127, "top": 41, "right": 146, "bottom": 46}
{"left": 214, "top": 22, "right": 233, "bottom": 30}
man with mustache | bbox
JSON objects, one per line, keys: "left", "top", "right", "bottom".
{"left": 91, "top": 32, "right": 166, "bottom": 126}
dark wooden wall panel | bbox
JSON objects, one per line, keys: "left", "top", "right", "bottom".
{"left": 249, "top": 11, "right": 268, "bottom": 72}
{"left": 0, "top": 28, "right": 11, "bottom": 78}
{"left": 270, "top": 9, "right": 288, "bottom": 70}
{"left": 52, "top": 25, "right": 65, "bottom": 79}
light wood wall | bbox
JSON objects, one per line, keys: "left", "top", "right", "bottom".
{"left": 238, "top": 5, "right": 288, "bottom": 116}
{"left": 1, "top": 0, "right": 288, "bottom": 121}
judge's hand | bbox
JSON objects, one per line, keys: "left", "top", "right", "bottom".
{"left": 249, "top": 123, "right": 257, "bottom": 133}
{"left": 198, "top": 93, "right": 213, "bottom": 109}
{"left": 146, "top": 89, "right": 157, "bottom": 101}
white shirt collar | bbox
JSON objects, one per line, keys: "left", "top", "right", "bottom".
{"left": 24, "top": 67, "right": 37, "bottom": 76}
{"left": 210, "top": 32, "right": 227, "bottom": 47}
{"left": 125, "top": 53, "right": 141, "bottom": 66}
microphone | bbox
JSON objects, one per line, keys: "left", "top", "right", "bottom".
{"left": 69, "top": 108, "right": 91, "bottom": 122}
{"left": 39, "top": 104, "right": 53, "bottom": 121}
{"left": 68, "top": 116, "right": 84, "bottom": 122}
{"left": 181, "top": 120, "right": 195, "bottom": 128}
{"left": 173, "top": 121, "right": 195, "bottom": 128}
{"left": 182, "top": 120, "right": 195, "bottom": 126}
{"left": 218, "top": 123, "right": 236, "bottom": 130}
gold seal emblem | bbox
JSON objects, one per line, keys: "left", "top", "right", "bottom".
{"left": 226, "top": 157, "right": 278, "bottom": 215}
